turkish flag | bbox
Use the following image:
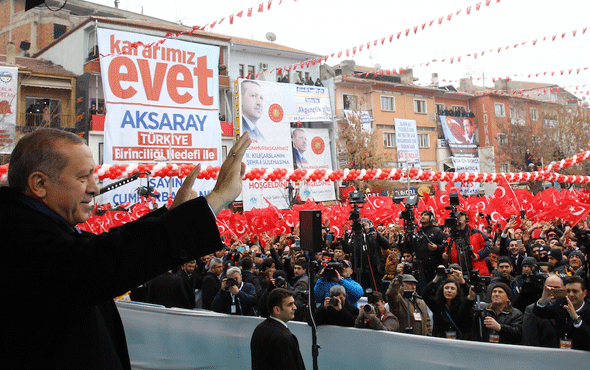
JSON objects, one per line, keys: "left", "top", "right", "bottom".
{"left": 258, "top": 3, "right": 264, "bottom": 12}
{"left": 537, "top": 200, "right": 590, "bottom": 226}
{"left": 488, "top": 176, "right": 520, "bottom": 218}
{"left": 247, "top": 7, "right": 253, "bottom": 17}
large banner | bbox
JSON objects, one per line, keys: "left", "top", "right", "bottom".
{"left": 238, "top": 79, "right": 332, "bottom": 210}
{"left": 291, "top": 127, "right": 335, "bottom": 202}
{"left": 439, "top": 115, "right": 478, "bottom": 157}
{"left": 394, "top": 118, "right": 421, "bottom": 169}
{"left": 452, "top": 157, "right": 481, "bottom": 196}
{"left": 116, "top": 301, "right": 589, "bottom": 370}
{"left": 97, "top": 29, "right": 220, "bottom": 205}
{"left": 344, "top": 109, "right": 372, "bottom": 132}
{"left": 0, "top": 66, "right": 18, "bottom": 154}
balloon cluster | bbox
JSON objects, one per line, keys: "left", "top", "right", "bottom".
{"left": 543, "top": 150, "right": 590, "bottom": 172}
{"left": 92, "top": 163, "right": 220, "bottom": 181}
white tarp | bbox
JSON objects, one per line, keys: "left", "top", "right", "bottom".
{"left": 116, "top": 301, "right": 589, "bottom": 370}
{"left": 97, "top": 29, "right": 220, "bottom": 205}
{"left": 394, "top": 118, "right": 421, "bottom": 169}
{"left": 0, "top": 66, "right": 18, "bottom": 154}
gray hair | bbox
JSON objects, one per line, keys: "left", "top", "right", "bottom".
{"left": 226, "top": 266, "right": 242, "bottom": 277}
{"left": 329, "top": 285, "right": 346, "bottom": 297}
{"left": 8, "top": 128, "right": 85, "bottom": 191}
{"left": 208, "top": 258, "right": 223, "bottom": 269}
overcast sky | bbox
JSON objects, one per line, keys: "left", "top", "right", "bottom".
{"left": 89, "top": 0, "right": 589, "bottom": 100}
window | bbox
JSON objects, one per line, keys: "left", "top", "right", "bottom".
{"left": 495, "top": 103, "right": 506, "bottom": 117}
{"left": 417, "top": 133, "right": 430, "bottom": 148}
{"left": 543, "top": 118, "right": 557, "bottom": 128}
{"left": 86, "top": 28, "right": 98, "bottom": 61}
{"left": 414, "top": 99, "right": 427, "bottom": 114}
{"left": 452, "top": 105, "right": 466, "bottom": 112}
{"left": 238, "top": 64, "right": 245, "bottom": 78}
{"left": 500, "top": 163, "right": 510, "bottom": 173}
{"left": 247, "top": 65, "right": 255, "bottom": 79}
{"left": 380, "top": 96, "right": 395, "bottom": 111}
{"left": 343, "top": 94, "right": 359, "bottom": 110}
{"left": 435, "top": 103, "right": 445, "bottom": 114}
{"left": 54, "top": 24, "right": 67, "bottom": 39}
{"left": 383, "top": 132, "right": 396, "bottom": 147}
{"left": 530, "top": 108, "right": 538, "bottom": 121}
{"left": 532, "top": 136, "right": 541, "bottom": 147}
{"left": 497, "top": 133, "right": 508, "bottom": 147}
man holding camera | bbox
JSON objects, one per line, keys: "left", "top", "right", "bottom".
{"left": 315, "top": 285, "right": 358, "bottom": 327}
{"left": 386, "top": 273, "right": 432, "bottom": 336}
{"left": 443, "top": 211, "right": 491, "bottom": 275}
{"left": 212, "top": 266, "right": 258, "bottom": 316}
{"left": 355, "top": 291, "right": 399, "bottom": 331}
{"left": 413, "top": 210, "right": 446, "bottom": 285}
{"left": 314, "top": 260, "right": 363, "bottom": 306}
{"left": 474, "top": 282, "right": 523, "bottom": 344}
{"left": 533, "top": 276, "right": 590, "bottom": 350}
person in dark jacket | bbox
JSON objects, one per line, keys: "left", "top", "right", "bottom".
{"left": 412, "top": 210, "right": 446, "bottom": 285}
{"left": 315, "top": 285, "right": 358, "bottom": 327}
{"left": 212, "top": 266, "right": 258, "bottom": 316}
{"left": 1, "top": 128, "right": 251, "bottom": 369}
{"left": 201, "top": 258, "right": 224, "bottom": 310}
{"left": 422, "top": 278, "right": 475, "bottom": 339}
{"left": 240, "top": 257, "right": 262, "bottom": 295}
{"left": 533, "top": 276, "right": 590, "bottom": 350}
{"left": 475, "top": 282, "right": 523, "bottom": 344}
{"left": 251, "top": 288, "right": 306, "bottom": 370}
{"left": 522, "top": 275, "right": 563, "bottom": 347}
{"left": 145, "top": 269, "right": 191, "bottom": 308}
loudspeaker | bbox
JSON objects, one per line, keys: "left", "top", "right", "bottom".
{"left": 299, "top": 210, "right": 322, "bottom": 253}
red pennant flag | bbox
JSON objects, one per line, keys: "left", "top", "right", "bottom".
{"left": 247, "top": 7, "right": 253, "bottom": 16}
{"left": 405, "top": 29, "right": 410, "bottom": 36}
{"left": 396, "top": 32, "right": 401, "bottom": 40}
{"left": 447, "top": 13, "right": 453, "bottom": 21}
{"left": 209, "top": 20, "right": 217, "bottom": 28}
{"left": 486, "top": 0, "right": 491, "bottom": 5}
{"left": 236, "top": 10, "right": 243, "bottom": 17}
{"left": 429, "top": 19, "right": 434, "bottom": 26}
{"left": 438, "top": 17, "right": 443, "bottom": 24}
{"left": 229, "top": 14, "right": 234, "bottom": 24}
{"left": 268, "top": 0, "right": 272, "bottom": 10}
{"left": 414, "top": 26, "right": 419, "bottom": 34}
{"left": 466, "top": 6, "right": 472, "bottom": 14}
{"left": 476, "top": 2, "right": 482, "bottom": 10}
{"left": 258, "top": 3, "right": 264, "bottom": 12}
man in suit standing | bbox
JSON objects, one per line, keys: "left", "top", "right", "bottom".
{"left": 251, "top": 288, "right": 306, "bottom": 370}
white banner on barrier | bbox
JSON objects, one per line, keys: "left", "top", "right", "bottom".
{"left": 116, "top": 301, "right": 590, "bottom": 370}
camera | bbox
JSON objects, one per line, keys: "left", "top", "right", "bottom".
{"left": 468, "top": 269, "right": 490, "bottom": 294}
{"left": 274, "top": 276, "right": 286, "bottom": 288}
{"left": 225, "top": 277, "right": 238, "bottom": 290}
{"left": 329, "top": 296, "right": 339, "bottom": 307}
{"left": 363, "top": 304, "right": 376, "bottom": 314}
{"left": 436, "top": 266, "right": 452, "bottom": 276}
{"left": 323, "top": 261, "right": 343, "bottom": 280}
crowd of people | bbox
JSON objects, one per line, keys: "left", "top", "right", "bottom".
{"left": 127, "top": 209, "right": 590, "bottom": 351}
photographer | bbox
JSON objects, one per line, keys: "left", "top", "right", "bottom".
{"left": 422, "top": 276, "right": 476, "bottom": 339}
{"left": 512, "top": 257, "right": 546, "bottom": 312}
{"left": 386, "top": 273, "right": 432, "bottom": 336}
{"left": 355, "top": 291, "right": 400, "bottom": 331}
{"left": 443, "top": 212, "right": 491, "bottom": 275}
{"left": 258, "top": 269, "right": 293, "bottom": 318}
{"left": 413, "top": 211, "right": 446, "bottom": 284}
{"left": 533, "top": 276, "right": 590, "bottom": 350}
{"left": 212, "top": 266, "right": 258, "bottom": 316}
{"left": 315, "top": 285, "right": 358, "bottom": 327}
{"left": 314, "top": 260, "right": 363, "bottom": 306}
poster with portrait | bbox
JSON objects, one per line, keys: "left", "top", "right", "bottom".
{"left": 291, "top": 128, "right": 335, "bottom": 202}
{"left": 0, "top": 66, "right": 18, "bottom": 154}
{"left": 238, "top": 80, "right": 332, "bottom": 210}
{"left": 97, "top": 28, "right": 220, "bottom": 206}
{"left": 439, "top": 115, "right": 478, "bottom": 157}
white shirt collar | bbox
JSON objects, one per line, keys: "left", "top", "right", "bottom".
{"left": 269, "top": 315, "right": 289, "bottom": 328}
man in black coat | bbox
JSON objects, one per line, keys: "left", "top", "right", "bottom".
{"left": 533, "top": 275, "right": 590, "bottom": 350}
{"left": 145, "top": 270, "right": 191, "bottom": 308}
{"left": 1, "top": 128, "right": 251, "bottom": 369}
{"left": 251, "top": 288, "right": 306, "bottom": 370}
{"left": 201, "top": 258, "right": 224, "bottom": 310}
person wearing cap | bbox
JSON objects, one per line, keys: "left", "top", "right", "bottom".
{"left": 354, "top": 291, "right": 400, "bottom": 331}
{"left": 386, "top": 273, "right": 432, "bottom": 336}
{"left": 567, "top": 251, "right": 586, "bottom": 275}
{"left": 549, "top": 248, "right": 569, "bottom": 276}
{"left": 313, "top": 259, "right": 363, "bottom": 306}
{"left": 512, "top": 257, "right": 546, "bottom": 312}
{"left": 474, "top": 282, "right": 523, "bottom": 344}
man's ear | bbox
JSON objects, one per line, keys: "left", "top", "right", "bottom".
{"left": 26, "top": 171, "right": 50, "bottom": 199}
{"left": 272, "top": 305, "right": 280, "bottom": 316}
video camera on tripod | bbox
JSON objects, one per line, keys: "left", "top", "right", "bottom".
{"left": 399, "top": 195, "right": 418, "bottom": 233}
{"left": 348, "top": 190, "right": 365, "bottom": 234}
{"left": 443, "top": 192, "right": 473, "bottom": 273}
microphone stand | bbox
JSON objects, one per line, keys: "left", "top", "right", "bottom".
{"left": 305, "top": 250, "right": 320, "bottom": 370}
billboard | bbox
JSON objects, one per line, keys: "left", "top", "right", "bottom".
{"left": 394, "top": 118, "right": 421, "bottom": 169}
{"left": 97, "top": 29, "right": 220, "bottom": 205}
{"left": 439, "top": 115, "right": 478, "bottom": 157}
{"left": 237, "top": 79, "right": 333, "bottom": 210}
{"left": 0, "top": 66, "right": 18, "bottom": 154}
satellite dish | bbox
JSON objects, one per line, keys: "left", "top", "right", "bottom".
{"left": 374, "top": 63, "right": 381, "bottom": 72}
{"left": 266, "top": 32, "right": 277, "bottom": 42}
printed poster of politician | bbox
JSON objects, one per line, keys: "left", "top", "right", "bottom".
{"left": 291, "top": 128, "right": 336, "bottom": 202}
{"left": 439, "top": 115, "right": 478, "bottom": 157}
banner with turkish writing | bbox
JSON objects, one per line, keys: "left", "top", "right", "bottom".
{"left": 0, "top": 66, "right": 18, "bottom": 154}
{"left": 97, "top": 28, "right": 220, "bottom": 205}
